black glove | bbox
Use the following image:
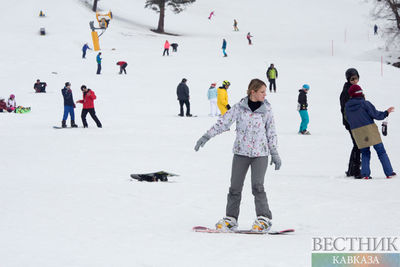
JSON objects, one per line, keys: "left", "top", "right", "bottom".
{"left": 226, "top": 104, "right": 231, "bottom": 110}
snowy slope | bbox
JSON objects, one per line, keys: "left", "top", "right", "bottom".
{"left": 0, "top": 0, "right": 399, "bottom": 266}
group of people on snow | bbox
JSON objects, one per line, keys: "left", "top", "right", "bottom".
{"left": 61, "top": 82, "right": 102, "bottom": 128}
{"left": 340, "top": 68, "right": 395, "bottom": 179}
{"left": 81, "top": 44, "right": 128, "bottom": 75}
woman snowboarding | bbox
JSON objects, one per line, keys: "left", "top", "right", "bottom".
{"left": 195, "top": 78, "right": 281, "bottom": 233}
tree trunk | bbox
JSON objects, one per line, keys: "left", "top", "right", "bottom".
{"left": 92, "top": 0, "right": 98, "bottom": 12}
{"left": 156, "top": 0, "right": 165, "bottom": 33}
{"left": 387, "top": 0, "right": 400, "bottom": 30}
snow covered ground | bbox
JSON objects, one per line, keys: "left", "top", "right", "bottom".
{"left": 0, "top": 0, "right": 399, "bottom": 266}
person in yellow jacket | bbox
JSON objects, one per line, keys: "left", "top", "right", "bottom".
{"left": 217, "top": 80, "right": 231, "bottom": 115}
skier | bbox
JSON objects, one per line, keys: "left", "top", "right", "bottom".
{"left": 76, "top": 85, "right": 102, "bottom": 128}
{"left": 298, "top": 84, "right": 310, "bottom": 135}
{"left": 233, "top": 19, "right": 239, "bottom": 31}
{"left": 116, "top": 61, "right": 128, "bottom": 74}
{"left": 61, "top": 82, "right": 78, "bottom": 128}
{"left": 222, "top": 38, "right": 228, "bottom": 57}
{"left": 96, "top": 52, "right": 102, "bottom": 74}
{"left": 176, "top": 78, "right": 192, "bottom": 117}
{"left": 217, "top": 80, "right": 231, "bottom": 116}
{"left": 207, "top": 83, "right": 219, "bottom": 116}
{"left": 340, "top": 68, "right": 361, "bottom": 178}
{"left": 163, "top": 40, "right": 170, "bottom": 56}
{"left": 34, "top": 79, "right": 47, "bottom": 93}
{"left": 171, "top": 43, "right": 178, "bottom": 52}
{"left": 6, "top": 94, "right": 16, "bottom": 112}
{"left": 208, "top": 11, "right": 214, "bottom": 20}
{"left": 374, "top": 24, "right": 378, "bottom": 35}
{"left": 246, "top": 32, "right": 253, "bottom": 45}
{"left": 345, "top": 84, "right": 396, "bottom": 179}
{"left": 194, "top": 78, "right": 281, "bottom": 233}
{"left": 82, "top": 43, "right": 91, "bottom": 59}
{"left": 266, "top": 64, "right": 278, "bottom": 93}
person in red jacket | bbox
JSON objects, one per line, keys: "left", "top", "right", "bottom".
{"left": 116, "top": 61, "right": 128, "bottom": 74}
{"left": 76, "top": 85, "right": 102, "bottom": 128}
{"left": 163, "top": 40, "right": 170, "bottom": 56}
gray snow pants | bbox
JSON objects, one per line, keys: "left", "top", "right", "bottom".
{"left": 226, "top": 154, "right": 272, "bottom": 220}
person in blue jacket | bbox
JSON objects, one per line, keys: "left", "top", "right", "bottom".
{"left": 345, "top": 84, "right": 396, "bottom": 179}
{"left": 222, "top": 39, "right": 227, "bottom": 57}
{"left": 61, "top": 82, "right": 78, "bottom": 128}
{"left": 82, "top": 43, "right": 91, "bottom": 59}
{"left": 96, "top": 52, "right": 102, "bottom": 74}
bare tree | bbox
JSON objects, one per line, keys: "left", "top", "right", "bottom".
{"left": 145, "top": 0, "right": 196, "bottom": 33}
{"left": 371, "top": 0, "right": 400, "bottom": 49}
{"left": 92, "top": 0, "right": 99, "bottom": 12}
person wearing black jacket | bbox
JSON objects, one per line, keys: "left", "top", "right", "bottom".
{"left": 34, "top": 79, "right": 47, "bottom": 93}
{"left": 61, "top": 82, "right": 78, "bottom": 128}
{"left": 298, "top": 84, "right": 310, "bottom": 135}
{"left": 340, "top": 68, "right": 361, "bottom": 178}
{"left": 176, "top": 78, "right": 192, "bottom": 117}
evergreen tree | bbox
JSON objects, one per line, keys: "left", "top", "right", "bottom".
{"left": 145, "top": 0, "right": 196, "bottom": 33}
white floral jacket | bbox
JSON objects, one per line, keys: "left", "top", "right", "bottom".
{"left": 206, "top": 97, "right": 278, "bottom": 157}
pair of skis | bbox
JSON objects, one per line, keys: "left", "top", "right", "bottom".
{"left": 192, "top": 226, "right": 294, "bottom": 235}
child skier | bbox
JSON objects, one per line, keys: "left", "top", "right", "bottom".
{"left": 76, "top": 85, "right": 102, "bottom": 128}
{"left": 217, "top": 80, "right": 231, "bottom": 116}
{"left": 195, "top": 78, "right": 281, "bottom": 233}
{"left": 207, "top": 83, "right": 218, "bottom": 116}
{"left": 345, "top": 84, "right": 396, "bottom": 179}
{"left": 298, "top": 84, "right": 310, "bottom": 135}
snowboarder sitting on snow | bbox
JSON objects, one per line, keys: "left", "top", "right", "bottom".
{"left": 195, "top": 78, "right": 281, "bottom": 233}
{"left": 298, "top": 84, "right": 310, "bottom": 135}
{"left": 34, "top": 79, "right": 47, "bottom": 93}
{"left": 217, "top": 80, "right": 231, "bottom": 115}
{"left": 171, "top": 43, "right": 178, "bottom": 52}
{"left": 116, "top": 61, "right": 128, "bottom": 74}
{"left": 0, "top": 98, "right": 7, "bottom": 112}
{"left": 6, "top": 94, "right": 16, "bottom": 112}
{"left": 345, "top": 84, "right": 396, "bottom": 179}
{"left": 76, "top": 85, "right": 102, "bottom": 128}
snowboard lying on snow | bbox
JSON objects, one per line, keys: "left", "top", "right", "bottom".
{"left": 192, "top": 226, "right": 295, "bottom": 235}
{"left": 130, "top": 171, "right": 179, "bottom": 182}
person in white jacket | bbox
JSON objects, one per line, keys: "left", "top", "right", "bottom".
{"left": 195, "top": 78, "right": 281, "bottom": 233}
{"left": 7, "top": 94, "right": 16, "bottom": 112}
{"left": 207, "top": 83, "right": 218, "bottom": 116}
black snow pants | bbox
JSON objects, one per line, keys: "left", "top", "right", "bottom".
{"left": 347, "top": 129, "right": 361, "bottom": 177}
{"left": 81, "top": 108, "right": 102, "bottom": 128}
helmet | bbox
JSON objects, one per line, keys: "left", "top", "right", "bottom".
{"left": 302, "top": 84, "right": 310, "bottom": 90}
{"left": 345, "top": 68, "right": 359, "bottom": 81}
{"left": 222, "top": 80, "right": 231, "bottom": 87}
{"left": 10, "top": 94, "right": 15, "bottom": 99}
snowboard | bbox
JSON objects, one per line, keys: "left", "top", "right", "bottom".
{"left": 130, "top": 171, "right": 179, "bottom": 182}
{"left": 192, "top": 226, "right": 295, "bottom": 235}
{"left": 53, "top": 126, "right": 80, "bottom": 129}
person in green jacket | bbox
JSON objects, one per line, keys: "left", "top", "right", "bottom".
{"left": 266, "top": 64, "right": 278, "bottom": 93}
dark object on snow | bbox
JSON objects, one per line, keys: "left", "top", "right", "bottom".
{"left": 392, "top": 62, "right": 400, "bottom": 68}
{"left": 40, "top": 27, "right": 46, "bottom": 35}
{"left": 382, "top": 121, "right": 388, "bottom": 136}
{"left": 171, "top": 43, "right": 178, "bottom": 52}
{"left": 130, "top": 171, "right": 179, "bottom": 182}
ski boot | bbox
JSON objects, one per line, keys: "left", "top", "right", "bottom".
{"left": 215, "top": 216, "right": 238, "bottom": 232}
{"left": 251, "top": 216, "right": 272, "bottom": 233}
{"left": 62, "top": 120, "right": 67, "bottom": 128}
{"left": 71, "top": 120, "right": 78, "bottom": 128}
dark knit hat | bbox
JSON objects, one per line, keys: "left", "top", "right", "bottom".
{"left": 345, "top": 68, "right": 360, "bottom": 82}
{"left": 348, "top": 84, "right": 364, "bottom": 98}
